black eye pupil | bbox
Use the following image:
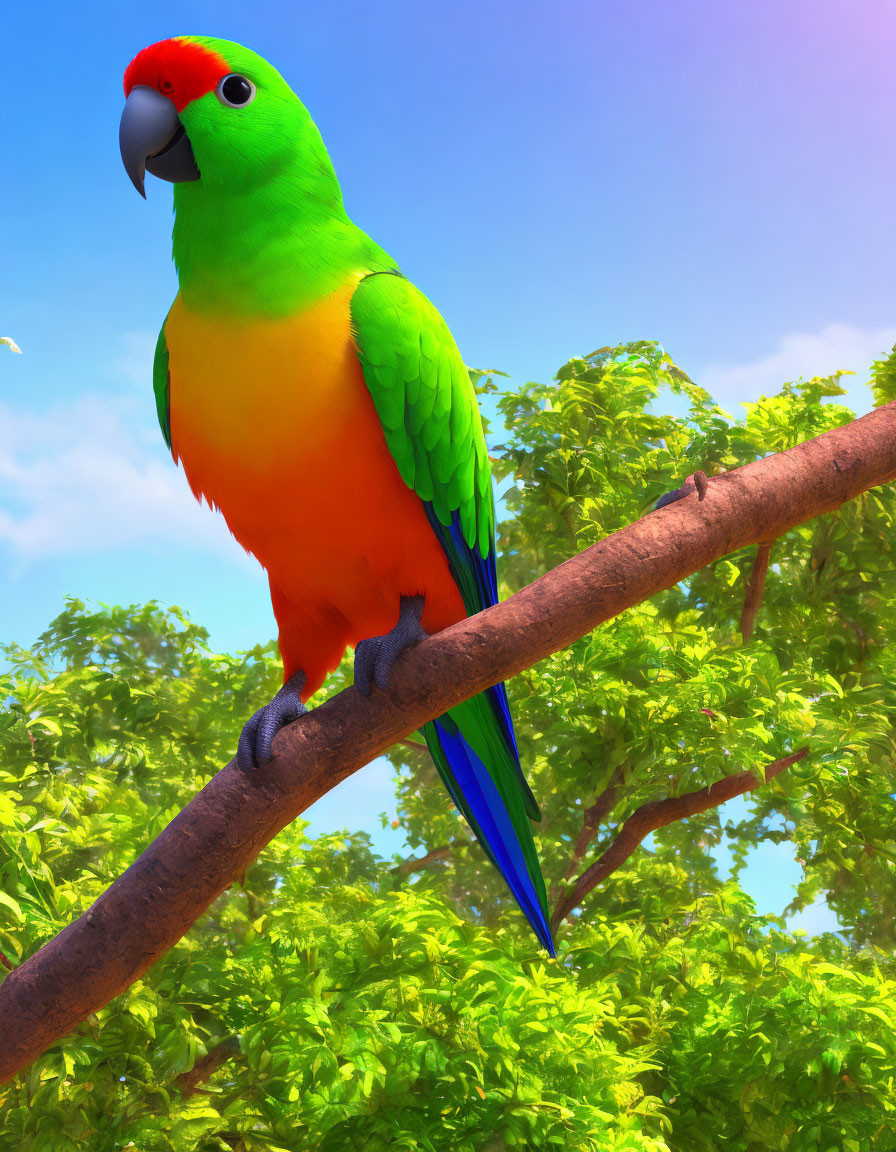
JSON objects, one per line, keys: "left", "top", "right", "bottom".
{"left": 222, "top": 75, "right": 252, "bottom": 105}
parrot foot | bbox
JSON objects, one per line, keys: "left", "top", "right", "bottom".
{"left": 654, "top": 470, "right": 709, "bottom": 510}
{"left": 354, "top": 595, "right": 428, "bottom": 696}
{"left": 236, "top": 670, "right": 307, "bottom": 772}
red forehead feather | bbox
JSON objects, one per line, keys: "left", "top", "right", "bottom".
{"left": 123, "top": 38, "right": 231, "bottom": 112}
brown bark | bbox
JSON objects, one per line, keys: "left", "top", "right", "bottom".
{"left": 391, "top": 845, "right": 455, "bottom": 875}
{"left": 1, "top": 401, "right": 895, "bottom": 1082}
{"left": 549, "top": 765, "right": 625, "bottom": 904}
{"left": 174, "top": 1035, "right": 241, "bottom": 1099}
{"left": 550, "top": 748, "right": 809, "bottom": 931}
{"left": 740, "top": 540, "right": 775, "bottom": 641}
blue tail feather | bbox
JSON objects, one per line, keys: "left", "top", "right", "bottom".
{"left": 430, "top": 716, "right": 555, "bottom": 956}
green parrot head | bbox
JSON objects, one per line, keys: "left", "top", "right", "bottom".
{"left": 119, "top": 36, "right": 367, "bottom": 314}
{"left": 120, "top": 36, "right": 339, "bottom": 204}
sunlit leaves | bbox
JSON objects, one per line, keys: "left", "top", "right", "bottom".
{"left": 0, "top": 602, "right": 665, "bottom": 1150}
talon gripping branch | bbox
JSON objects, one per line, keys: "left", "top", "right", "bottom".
{"left": 120, "top": 36, "right": 554, "bottom": 954}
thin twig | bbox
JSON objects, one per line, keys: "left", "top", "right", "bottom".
{"left": 549, "top": 765, "right": 625, "bottom": 904}
{"left": 391, "top": 845, "right": 455, "bottom": 875}
{"left": 740, "top": 540, "right": 775, "bottom": 642}
{"left": 836, "top": 609, "right": 868, "bottom": 660}
{"left": 550, "top": 747, "right": 809, "bottom": 932}
{"left": 174, "top": 1036, "right": 241, "bottom": 1099}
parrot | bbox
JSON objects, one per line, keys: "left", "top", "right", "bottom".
{"left": 119, "top": 35, "right": 555, "bottom": 956}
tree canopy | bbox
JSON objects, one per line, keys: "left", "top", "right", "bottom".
{"left": 2, "top": 341, "right": 896, "bottom": 1150}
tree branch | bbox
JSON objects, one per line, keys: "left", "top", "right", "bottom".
{"left": 174, "top": 1035, "right": 241, "bottom": 1099}
{"left": 2, "top": 401, "right": 895, "bottom": 1081}
{"left": 550, "top": 747, "right": 809, "bottom": 931}
{"left": 391, "top": 845, "right": 455, "bottom": 875}
{"left": 740, "top": 539, "right": 775, "bottom": 642}
{"left": 549, "top": 765, "right": 625, "bottom": 904}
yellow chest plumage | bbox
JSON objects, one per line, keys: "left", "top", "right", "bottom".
{"left": 163, "top": 274, "right": 464, "bottom": 695}
{"left": 164, "top": 274, "right": 365, "bottom": 478}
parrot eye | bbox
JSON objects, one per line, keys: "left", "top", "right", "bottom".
{"left": 216, "top": 74, "right": 256, "bottom": 108}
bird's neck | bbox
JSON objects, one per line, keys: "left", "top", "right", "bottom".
{"left": 170, "top": 178, "right": 388, "bottom": 317}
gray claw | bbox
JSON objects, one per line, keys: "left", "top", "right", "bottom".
{"left": 237, "top": 670, "right": 307, "bottom": 771}
{"left": 354, "top": 595, "right": 428, "bottom": 697}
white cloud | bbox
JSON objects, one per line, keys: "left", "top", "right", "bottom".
{"left": 699, "top": 323, "right": 896, "bottom": 407}
{"left": 0, "top": 390, "right": 251, "bottom": 567}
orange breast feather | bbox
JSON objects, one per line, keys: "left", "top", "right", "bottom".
{"left": 164, "top": 276, "right": 465, "bottom": 697}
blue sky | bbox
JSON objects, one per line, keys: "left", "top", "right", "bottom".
{"left": 4, "top": 0, "right": 894, "bottom": 933}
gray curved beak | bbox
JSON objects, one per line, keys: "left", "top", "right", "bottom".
{"left": 119, "top": 85, "right": 200, "bottom": 198}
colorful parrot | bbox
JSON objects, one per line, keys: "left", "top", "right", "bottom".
{"left": 119, "top": 36, "right": 554, "bottom": 955}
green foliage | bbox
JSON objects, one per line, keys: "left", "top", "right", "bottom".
{"left": 0, "top": 603, "right": 665, "bottom": 1151}
{"left": 870, "top": 343, "right": 896, "bottom": 406}
{"left": 572, "top": 886, "right": 896, "bottom": 1151}
{"left": 3, "top": 340, "right": 896, "bottom": 1147}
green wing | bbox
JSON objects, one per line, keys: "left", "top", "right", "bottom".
{"left": 350, "top": 269, "right": 494, "bottom": 581}
{"left": 153, "top": 317, "right": 171, "bottom": 450}
{"left": 350, "top": 270, "right": 554, "bottom": 954}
